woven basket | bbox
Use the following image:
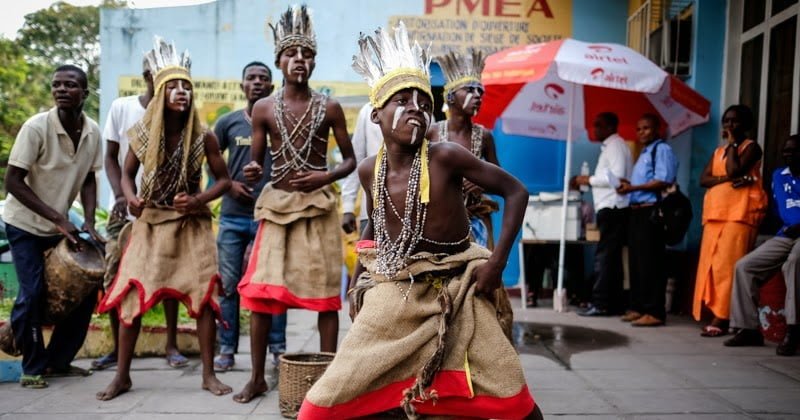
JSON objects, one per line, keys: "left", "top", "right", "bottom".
{"left": 278, "top": 352, "right": 335, "bottom": 418}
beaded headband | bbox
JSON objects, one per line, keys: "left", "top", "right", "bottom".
{"left": 144, "top": 36, "right": 192, "bottom": 91}
{"left": 269, "top": 4, "right": 317, "bottom": 60}
{"left": 435, "top": 48, "right": 486, "bottom": 96}
{"left": 352, "top": 21, "right": 432, "bottom": 108}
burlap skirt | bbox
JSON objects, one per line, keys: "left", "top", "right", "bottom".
{"left": 238, "top": 185, "right": 342, "bottom": 314}
{"left": 299, "top": 244, "right": 535, "bottom": 419}
{"left": 103, "top": 214, "right": 131, "bottom": 290}
{"left": 97, "top": 208, "right": 222, "bottom": 325}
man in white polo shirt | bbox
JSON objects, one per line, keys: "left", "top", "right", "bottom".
{"left": 572, "top": 112, "right": 633, "bottom": 316}
{"left": 3, "top": 65, "right": 103, "bottom": 389}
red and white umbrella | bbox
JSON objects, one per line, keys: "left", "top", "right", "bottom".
{"left": 474, "top": 38, "right": 711, "bottom": 310}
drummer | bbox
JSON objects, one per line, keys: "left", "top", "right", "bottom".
{"left": 3, "top": 64, "right": 104, "bottom": 389}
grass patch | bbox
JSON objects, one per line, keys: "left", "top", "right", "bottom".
{"left": 0, "top": 298, "right": 11, "bottom": 321}
{"left": 2, "top": 296, "right": 250, "bottom": 333}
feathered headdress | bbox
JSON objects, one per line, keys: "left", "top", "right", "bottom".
{"left": 128, "top": 36, "right": 203, "bottom": 205}
{"left": 143, "top": 36, "right": 192, "bottom": 92}
{"left": 352, "top": 21, "right": 432, "bottom": 108}
{"left": 435, "top": 48, "right": 485, "bottom": 96}
{"left": 269, "top": 4, "right": 317, "bottom": 60}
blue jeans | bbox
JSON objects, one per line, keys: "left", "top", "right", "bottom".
{"left": 7, "top": 224, "right": 96, "bottom": 375}
{"left": 217, "top": 215, "right": 286, "bottom": 355}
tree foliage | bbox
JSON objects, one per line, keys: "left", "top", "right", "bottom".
{"left": 0, "top": 0, "right": 126, "bottom": 196}
{"left": 18, "top": 0, "right": 127, "bottom": 120}
{"left": 0, "top": 39, "right": 51, "bottom": 196}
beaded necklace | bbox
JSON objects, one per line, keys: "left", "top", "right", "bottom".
{"left": 270, "top": 88, "right": 328, "bottom": 183}
{"left": 438, "top": 120, "right": 484, "bottom": 208}
{"left": 438, "top": 120, "right": 483, "bottom": 158}
{"left": 372, "top": 140, "right": 471, "bottom": 296}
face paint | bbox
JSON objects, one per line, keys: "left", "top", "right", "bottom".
{"left": 411, "top": 90, "right": 419, "bottom": 111}
{"left": 423, "top": 111, "right": 431, "bottom": 129}
{"left": 411, "top": 126, "right": 418, "bottom": 145}
{"left": 288, "top": 47, "right": 309, "bottom": 84}
{"left": 462, "top": 93, "right": 474, "bottom": 112}
{"left": 169, "top": 80, "right": 190, "bottom": 111}
{"left": 392, "top": 105, "right": 405, "bottom": 132}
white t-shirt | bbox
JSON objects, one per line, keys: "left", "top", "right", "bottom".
{"left": 102, "top": 95, "right": 146, "bottom": 213}
{"left": 341, "top": 103, "right": 383, "bottom": 222}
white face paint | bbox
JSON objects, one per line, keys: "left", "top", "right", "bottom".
{"left": 423, "top": 111, "right": 431, "bottom": 130}
{"left": 392, "top": 106, "right": 405, "bottom": 132}
{"left": 462, "top": 92, "right": 474, "bottom": 113}
{"left": 169, "top": 80, "right": 191, "bottom": 111}
{"left": 411, "top": 126, "right": 419, "bottom": 145}
{"left": 411, "top": 90, "right": 419, "bottom": 111}
{"left": 288, "top": 47, "right": 310, "bottom": 84}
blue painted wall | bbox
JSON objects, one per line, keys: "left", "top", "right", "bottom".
{"left": 683, "top": 0, "right": 727, "bottom": 250}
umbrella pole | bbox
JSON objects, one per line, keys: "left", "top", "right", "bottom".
{"left": 554, "top": 85, "right": 576, "bottom": 312}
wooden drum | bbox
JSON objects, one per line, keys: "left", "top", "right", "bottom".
{"left": 43, "top": 237, "right": 105, "bottom": 324}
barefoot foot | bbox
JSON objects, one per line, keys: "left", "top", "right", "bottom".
{"left": 232, "top": 378, "right": 268, "bottom": 403}
{"left": 96, "top": 376, "right": 132, "bottom": 401}
{"left": 202, "top": 374, "right": 232, "bottom": 396}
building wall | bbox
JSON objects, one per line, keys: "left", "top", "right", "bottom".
{"left": 684, "top": 0, "right": 727, "bottom": 248}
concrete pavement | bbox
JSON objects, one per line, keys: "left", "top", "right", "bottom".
{"left": 1, "top": 300, "right": 799, "bottom": 419}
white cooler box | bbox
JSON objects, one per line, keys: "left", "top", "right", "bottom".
{"left": 522, "top": 193, "right": 582, "bottom": 241}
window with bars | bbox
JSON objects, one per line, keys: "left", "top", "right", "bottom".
{"left": 627, "top": 0, "right": 694, "bottom": 79}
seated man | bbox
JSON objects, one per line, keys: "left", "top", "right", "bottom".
{"left": 725, "top": 134, "right": 800, "bottom": 356}
{"left": 298, "top": 22, "right": 541, "bottom": 419}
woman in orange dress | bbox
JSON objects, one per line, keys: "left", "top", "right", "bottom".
{"left": 693, "top": 105, "right": 767, "bottom": 336}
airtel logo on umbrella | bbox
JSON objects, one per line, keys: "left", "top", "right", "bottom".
{"left": 587, "top": 45, "right": 612, "bottom": 52}
{"left": 590, "top": 67, "right": 629, "bottom": 85}
{"left": 544, "top": 83, "right": 565, "bottom": 99}
{"left": 527, "top": 124, "right": 559, "bottom": 136}
{"left": 584, "top": 44, "right": 629, "bottom": 64}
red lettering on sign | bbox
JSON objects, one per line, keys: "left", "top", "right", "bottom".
{"left": 425, "top": 0, "right": 450, "bottom": 14}
{"left": 462, "top": 0, "right": 490, "bottom": 15}
{"left": 496, "top": 0, "right": 521, "bottom": 17}
{"left": 425, "top": 0, "right": 554, "bottom": 17}
{"left": 527, "top": 0, "right": 554, "bottom": 18}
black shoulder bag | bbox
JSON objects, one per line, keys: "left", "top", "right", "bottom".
{"left": 648, "top": 142, "right": 693, "bottom": 246}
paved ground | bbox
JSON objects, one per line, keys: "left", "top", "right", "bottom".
{"left": 1, "top": 299, "right": 799, "bottom": 419}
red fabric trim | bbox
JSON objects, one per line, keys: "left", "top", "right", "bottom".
{"left": 355, "top": 240, "right": 375, "bottom": 251}
{"left": 297, "top": 371, "right": 535, "bottom": 419}
{"left": 238, "top": 221, "right": 341, "bottom": 315}
{"left": 239, "top": 283, "right": 341, "bottom": 314}
{"left": 97, "top": 275, "right": 224, "bottom": 328}
{"left": 97, "top": 235, "right": 225, "bottom": 328}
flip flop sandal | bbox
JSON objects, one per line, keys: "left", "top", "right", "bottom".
{"left": 91, "top": 353, "right": 118, "bottom": 370}
{"left": 701, "top": 325, "right": 727, "bottom": 337}
{"left": 214, "top": 354, "right": 235, "bottom": 372}
{"left": 166, "top": 353, "right": 189, "bottom": 368}
{"left": 20, "top": 374, "right": 48, "bottom": 389}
